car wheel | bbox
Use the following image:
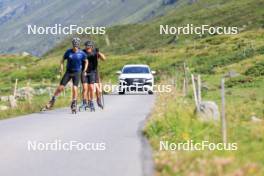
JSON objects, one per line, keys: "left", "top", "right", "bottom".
{"left": 119, "top": 89, "right": 125, "bottom": 95}
{"left": 148, "top": 90, "right": 153, "bottom": 95}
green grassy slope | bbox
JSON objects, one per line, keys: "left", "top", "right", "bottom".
{"left": 46, "top": 0, "right": 264, "bottom": 55}
{"left": 0, "top": 55, "right": 38, "bottom": 93}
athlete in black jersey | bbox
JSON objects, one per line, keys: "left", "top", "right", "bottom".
{"left": 81, "top": 40, "right": 106, "bottom": 111}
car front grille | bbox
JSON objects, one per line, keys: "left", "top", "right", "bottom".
{"left": 124, "top": 78, "right": 145, "bottom": 85}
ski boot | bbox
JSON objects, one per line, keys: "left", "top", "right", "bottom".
{"left": 79, "top": 100, "right": 88, "bottom": 112}
{"left": 89, "top": 100, "right": 95, "bottom": 112}
{"left": 41, "top": 98, "right": 55, "bottom": 111}
{"left": 71, "top": 100, "right": 77, "bottom": 114}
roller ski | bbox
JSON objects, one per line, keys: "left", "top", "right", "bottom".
{"left": 97, "top": 97, "right": 104, "bottom": 109}
{"left": 88, "top": 100, "right": 95, "bottom": 112}
{"left": 71, "top": 100, "right": 78, "bottom": 114}
{"left": 79, "top": 100, "right": 88, "bottom": 112}
{"left": 41, "top": 98, "right": 55, "bottom": 111}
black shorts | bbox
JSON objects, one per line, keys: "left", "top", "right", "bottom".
{"left": 81, "top": 71, "right": 97, "bottom": 84}
{"left": 60, "top": 71, "right": 81, "bottom": 87}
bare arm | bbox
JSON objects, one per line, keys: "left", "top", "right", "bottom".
{"left": 83, "top": 59, "right": 88, "bottom": 73}
{"left": 98, "top": 52, "right": 106, "bottom": 61}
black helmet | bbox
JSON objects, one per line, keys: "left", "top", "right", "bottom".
{"left": 72, "top": 37, "right": 81, "bottom": 48}
{"left": 84, "top": 40, "right": 95, "bottom": 48}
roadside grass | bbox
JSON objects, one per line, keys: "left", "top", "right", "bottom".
{"left": 143, "top": 43, "right": 264, "bottom": 175}
{"left": 145, "top": 81, "right": 264, "bottom": 175}
{"left": 141, "top": 26, "right": 264, "bottom": 175}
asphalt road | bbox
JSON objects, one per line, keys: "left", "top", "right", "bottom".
{"left": 0, "top": 94, "right": 155, "bottom": 176}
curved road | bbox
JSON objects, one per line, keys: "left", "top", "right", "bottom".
{"left": 0, "top": 94, "right": 155, "bottom": 176}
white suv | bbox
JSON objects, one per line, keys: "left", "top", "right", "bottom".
{"left": 117, "top": 64, "right": 155, "bottom": 95}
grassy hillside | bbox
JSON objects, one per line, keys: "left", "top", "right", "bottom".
{"left": 0, "top": 0, "right": 263, "bottom": 174}
{"left": 45, "top": 0, "right": 264, "bottom": 55}
{"left": 0, "top": 55, "right": 37, "bottom": 93}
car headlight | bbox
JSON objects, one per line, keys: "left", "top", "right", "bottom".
{"left": 119, "top": 78, "right": 127, "bottom": 84}
{"left": 145, "top": 78, "right": 153, "bottom": 82}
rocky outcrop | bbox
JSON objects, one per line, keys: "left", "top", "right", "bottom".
{"left": 0, "top": 105, "right": 9, "bottom": 111}
{"left": 197, "top": 101, "right": 220, "bottom": 121}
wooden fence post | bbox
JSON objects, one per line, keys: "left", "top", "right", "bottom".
{"left": 26, "top": 80, "right": 32, "bottom": 104}
{"left": 182, "top": 78, "right": 186, "bottom": 96}
{"left": 183, "top": 62, "right": 188, "bottom": 96}
{"left": 174, "top": 65, "right": 177, "bottom": 89}
{"left": 197, "top": 75, "right": 202, "bottom": 107}
{"left": 191, "top": 74, "right": 199, "bottom": 111}
{"left": 105, "top": 34, "right": 111, "bottom": 46}
{"left": 221, "top": 78, "right": 227, "bottom": 143}
{"left": 13, "top": 79, "right": 18, "bottom": 97}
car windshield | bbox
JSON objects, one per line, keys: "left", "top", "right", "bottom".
{"left": 122, "top": 67, "right": 150, "bottom": 74}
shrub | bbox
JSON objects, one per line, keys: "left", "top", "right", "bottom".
{"left": 245, "top": 61, "right": 264, "bottom": 77}
{"left": 10, "top": 66, "right": 58, "bottom": 82}
{"left": 257, "top": 46, "right": 264, "bottom": 55}
{"left": 225, "top": 76, "right": 254, "bottom": 88}
{"left": 192, "top": 48, "right": 255, "bottom": 74}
